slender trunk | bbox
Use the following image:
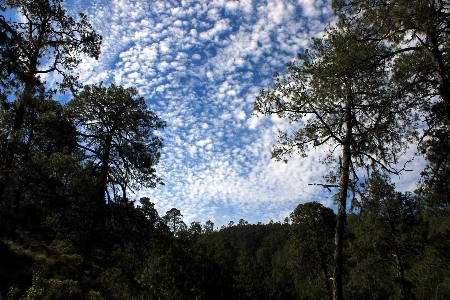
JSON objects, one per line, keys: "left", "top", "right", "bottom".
{"left": 445, "top": 167, "right": 450, "bottom": 211}
{"left": 395, "top": 250, "right": 408, "bottom": 300}
{"left": 0, "top": 95, "right": 27, "bottom": 204}
{"left": 81, "top": 131, "right": 113, "bottom": 278}
{"left": 427, "top": 32, "right": 450, "bottom": 128}
{"left": 101, "top": 133, "right": 113, "bottom": 202}
{"left": 0, "top": 82, "right": 36, "bottom": 236}
{"left": 387, "top": 211, "right": 408, "bottom": 300}
{"left": 81, "top": 216, "right": 98, "bottom": 281}
{"left": 333, "top": 88, "right": 353, "bottom": 300}
{"left": 81, "top": 184, "right": 105, "bottom": 281}
{"left": 11, "top": 110, "right": 36, "bottom": 232}
{"left": 0, "top": 76, "right": 37, "bottom": 205}
{"left": 317, "top": 242, "right": 333, "bottom": 300}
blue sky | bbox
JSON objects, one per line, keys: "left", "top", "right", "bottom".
{"left": 43, "top": 0, "right": 423, "bottom": 227}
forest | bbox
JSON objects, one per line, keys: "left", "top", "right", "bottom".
{"left": 0, "top": 0, "right": 449, "bottom": 299}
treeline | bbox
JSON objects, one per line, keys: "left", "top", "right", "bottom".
{"left": 1, "top": 173, "right": 449, "bottom": 299}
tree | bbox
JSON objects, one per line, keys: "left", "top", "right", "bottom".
{"left": 0, "top": 83, "right": 82, "bottom": 235}
{"left": 238, "top": 218, "right": 249, "bottom": 226}
{"left": 203, "top": 220, "right": 214, "bottom": 234}
{"left": 254, "top": 22, "right": 416, "bottom": 299}
{"left": 64, "top": 83, "right": 164, "bottom": 278}
{"left": 65, "top": 83, "right": 165, "bottom": 202}
{"left": 290, "top": 202, "right": 335, "bottom": 300}
{"left": 333, "top": 0, "right": 450, "bottom": 127}
{"left": 331, "top": 0, "right": 450, "bottom": 198}
{"left": 138, "top": 197, "right": 164, "bottom": 228}
{"left": 0, "top": 0, "right": 102, "bottom": 204}
{"left": 188, "top": 221, "right": 202, "bottom": 236}
{"left": 0, "top": 0, "right": 101, "bottom": 92}
{"left": 163, "top": 208, "right": 185, "bottom": 234}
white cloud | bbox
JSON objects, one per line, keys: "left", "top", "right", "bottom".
{"left": 298, "top": 0, "right": 317, "bottom": 16}
{"left": 199, "top": 19, "right": 230, "bottom": 40}
{"left": 235, "top": 110, "right": 246, "bottom": 120}
{"left": 220, "top": 113, "right": 232, "bottom": 120}
{"left": 189, "top": 145, "right": 197, "bottom": 155}
{"left": 267, "top": 0, "right": 288, "bottom": 24}
{"left": 141, "top": 45, "right": 158, "bottom": 60}
{"left": 247, "top": 116, "right": 260, "bottom": 130}
{"left": 190, "top": 28, "right": 198, "bottom": 37}
{"left": 63, "top": 0, "right": 421, "bottom": 227}
{"left": 196, "top": 138, "right": 212, "bottom": 147}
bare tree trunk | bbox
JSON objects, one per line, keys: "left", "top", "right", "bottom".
{"left": 333, "top": 89, "right": 353, "bottom": 300}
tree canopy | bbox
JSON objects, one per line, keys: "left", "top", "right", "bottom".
{"left": 65, "top": 83, "right": 165, "bottom": 202}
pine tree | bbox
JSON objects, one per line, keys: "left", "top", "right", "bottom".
{"left": 255, "top": 21, "right": 416, "bottom": 299}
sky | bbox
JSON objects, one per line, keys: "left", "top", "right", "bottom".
{"left": 43, "top": 0, "right": 423, "bottom": 227}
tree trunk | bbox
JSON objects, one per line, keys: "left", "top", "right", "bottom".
{"left": 318, "top": 242, "right": 333, "bottom": 300}
{"left": 395, "top": 250, "right": 408, "bottom": 300}
{"left": 427, "top": 32, "right": 450, "bottom": 129}
{"left": 0, "top": 81, "right": 36, "bottom": 235}
{"left": 333, "top": 89, "right": 353, "bottom": 300}
{"left": 387, "top": 210, "right": 409, "bottom": 300}
{"left": 81, "top": 217, "right": 97, "bottom": 281}
{"left": 101, "top": 133, "right": 113, "bottom": 202}
{"left": 0, "top": 69, "right": 37, "bottom": 205}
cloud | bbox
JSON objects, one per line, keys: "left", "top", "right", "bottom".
{"left": 196, "top": 138, "right": 212, "bottom": 147}
{"left": 61, "top": 0, "right": 421, "bottom": 227}
{"left": 298, "top": 0, "right": 321, "bottom": 17}
{"left": 266, "top": 0, "right": 290, "bottom": 24}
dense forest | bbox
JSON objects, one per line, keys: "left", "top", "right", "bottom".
{"left": 1, "top": 0, "right": 449, "bottom": 299}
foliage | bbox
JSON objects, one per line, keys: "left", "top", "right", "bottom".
{"left": 65, "top": 83, "right": 165, "bottom": 202}
{"left": 0, "top": 0, "right": 101, "bottom": 234}
{"left": 0, "top": 0, "right": 102, "bottom": 92}
{"left": 333, "top": 0, "right": 450, "bottom": 125}
{"left": 290, "top": 202, "right": 335, "bottom": 300}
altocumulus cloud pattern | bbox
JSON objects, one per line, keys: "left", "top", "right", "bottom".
{"left": 51, "top": 0, "right": 419, "bottom": 227}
